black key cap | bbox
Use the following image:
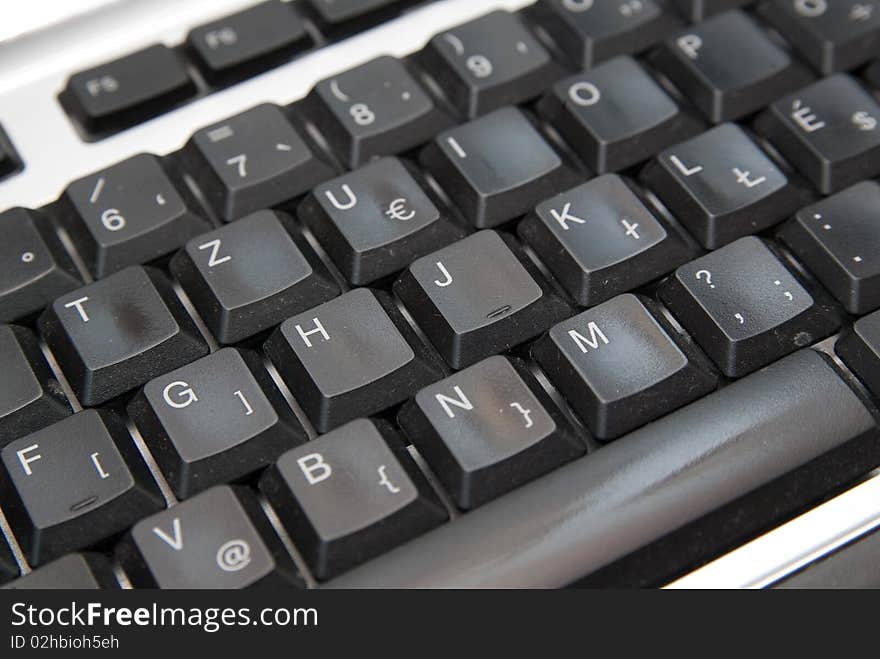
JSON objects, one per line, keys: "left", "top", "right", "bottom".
{"left": 3, "top": 553, "right": 117, "bottom": 589}
{"left": 304, "top": 0, "right": 412, "bottom": 31}
{"left": 779, "top": 181, "right": 880, "bottom": 314}
{"left": 59, "top": 154, "right": 210, "bottom": 278}
{"left": 864, "top": 59, "right": 880, "bottom": 89}
{"left": 398, "top": 356, "right": 583, "bottom": 510}
{"left": 0, "top": 325, "right": 70, "bottom": 446}
{"left": 519, "top": 174, "right": 692, "bottom": 307}
{"left": 660, "top": 236, "right": 839, "bottom": 377}
{"left": 422, "top": 11, "right": 562, "bottom": 119}
{"left": 649, "top": 10, "right": 812, "bottom": 124}
{"left": 756, "top": 74, "right": 880, "bottom": 194}
{"left": 394, "top": 231, "right": 570, "bottom": 369}
{"left": 264, "top": 288, "right": 442, "bottom": 432}
{"left": 187, "top": 1, "right": 311, "bottom": 84}
{"left": 128, "top": 348, "right": 306, "bottom": 499}
{"left": 170, "top": 210, "right": 339, "bottom": 344}
{"left": 532, "top": 294, "right": 717, "bottom": 440}
{"left": 421, "top": 107, "right": 576, "bottom": 228}
{"left": 538, "top": 56, "right": 701, "bottom": 174}
{"left": 0, "top": 123, "right": 22, "bottom": 180}
{"left": 61, "top": 45, "right": 196, "bottom": 135}
{"left": 0, "top": 535, "right": 17, "bottom": 584}
{"left": 260, "top": 418, "right": 446, "bottom": 579}
{"left": 671, "top": 0, "right": 751, "bottom": 21}
{"left": 182, "top": 104, "right": 335, "bottom": 221}
{"left": 0, "top": 208, "right": 81, "bottom": 323}
{"left": 298, "top": 157, "right": 463, "bottom": 285}
{"left": 836, "top": 309, "right": 880, "bottom": 399}
{"left": 38, "top": 266, "right": 208, "bottom": 406}
{"left": 118, "top": 485, "right": 300, "bottom": 588}
{"left": 0, "top": 409, "right": 163, "bottom": 565}
{"left": 307, "top": 56, "right": 452, "bottom": 168}
{"left": 641, "top": 123, "right": 811, "bottom": 249}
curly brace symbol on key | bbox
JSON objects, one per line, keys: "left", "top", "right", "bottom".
{"left": 509, "top": 403, "right": 534, "bottom": 429}
{"left": 378, "top": 465, "right": 401, "bottom": 494}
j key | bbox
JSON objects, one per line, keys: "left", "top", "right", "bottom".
{"left": 398, "top": 356, "right": 583, "bottom": 510}
{"left": 61, "top": 45, "right": 195, "bottom": 135}
{"left": 0, "top": 325, "right": 70, "bottom": 446}
{"left": 671, "top": 0, "right": 752, "bottom": 22}
{"left": 0, "top": 409, "right": 163, "bottom": 565}
{"left": 187, "top": 1, "right": 311, "bottom": 84}
{"left": 304, "top": 0, "right": 412, "bottom": 31}
{"left": 395, "top": 231, "right": 570, "bottom": 369}
{"left": 307, "top": 56, "right": 452, "bottom": 168}
{"left": 260, "top": 418, "right": 446, "bottom": 579}
{"left": 0, "top": 208, "right": 81, "bottom": 323}
{"left": 0, "top": 122, "right": 21, "bottom": 180}
{"left": 530, "top": 0, "right": 681, "bottom": 69}
{"left": 641, "top": 123, "right": 811, "bottom": 249}
{"left": 182, "top": 104, "right": 335, "bottom": 222}
{"left": 423, "top": 11, "right": 562, "bottom": 119}
{"left": 59, "top": 154, "right": 209, "bottom": 278}
{"left": 519, "top": 175, "right": 692, "bottom": 307}
{"left": 298, "top": 158, "right": 463, "bottom": 285}
{"left": 38, "top": 266, "right": 208, "bottom": 406}
{"left": 3, "top": 553, "right": 117, "bottom": 589}
{"left": 758, "top": 0, "right": 880, "bottom": 74}
{"left": 779, "top": 182, "right": 880, "bottom": 315}
{"left": 649, "top": 10, "right": 813, "bottom": 124}
{"left": 0, "top": 535, "right": 17, "bottom": 584}
{"left": 421, "top": 108, "right": 576, "bottom": 228}
{"left": 532, "top": 294, "right": 717, "bottom": 440}
{"left": 756, "top": 74, "right": 880, "bottom": 194}
{"left": 128, "top": 348, "right": 306, "bottom": 499}
{"left": 538, "top": 56, "right": 700, "bottom": 174}
{"left": 837, "top": 309, "right": 880, "bottom": 399}
{"left": 118, "top": 485, "right": 300, "bottom": 589}
{"left": 264, "top": 288, "right": 442, "bottom": 433}
{"left": 170, "top": 210, "right": 339, "bottom": 344}
{"left": 660, "top": 236, "right": 839, "bottom": 377}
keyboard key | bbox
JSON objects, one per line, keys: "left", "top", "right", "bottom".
{"left": 0, "top": 325, "right": 70, "bottom": 446}
{"left": 538, "top": 56, "right": 701, "bottom": 173}
{"left": 660, "top": 236, "right": 839, "bottom": 377}
{"left": 0, "top": 208, "right": 81, "bottom": 323}
{"left": 394, "top": 231, "right": 570, "bottom": 369}
{"left": 170, "top": 210, "right": 339, "bottom": 344}
{"left": 779, "top": 181, "right": 880, "bottom": 314}
{"left": 38, "top": 266, "right": 208, "bottom": 406}
{"left": 0, "top": 536, "right": 17, "bottom": 584}
{"left": 649, "top": 10, "right": 813, "bottom": 124}
{"left": 837, "top": 309, "right": 880, "bottom": 398}
{"left": 187, "top": 1, "right": 311, "bottom": 84}
{"left": 422, "top": 11, "right": 562, "bottom": 119}
{"left": 260, "top": 418, "right": 446, "bottom": 579}
{"left": 128, "top": 348, "right": 306, "bottom": 499}
{"left": 532, "top": 294, "right": 717, "bottom": 440}
{"left": 421, "top": 107, "right": 576, "bottom": 228}
{"left": 304, "top": 0, "right": 412, "bottom": 31}
{"left": 59, "top": 154, "right": 210, "bottom": 278}
{"left": 307, "top": 56, "right": 452, "bottom": 168}
{"left": 182, "top": 104, "right": 335, "bottom": 222}
{"left": 0, "top": 409, "right": 163, "bottom": 565}
{"left": 519, "top": 175, "right": 692, "bottom": 307}
{"left": 755, "top": 74, "right": 880, "bottom": 194}
{"left": 61, "top": 45, "right": 196, "bottom": 135}
{"left": 398, "top": 356, "right": 583, "bottom": 510}
{"left": 118, "top": 485, "right": 301, "bottom": 588}
{"left": 641, "top": 123, "right": 811, "bottom": 249}
{"left": 298, "top": 158, "right": 464, "bottom": 285}
{"left": 671, "top": 0, "right": 751, "bottom": 22}
{"left": 264, "top": 288, "right": 443, "bottom": 433}
{"left": 0, "top": 122, "right": 22, "bottom": 180}
{"left": 3, "top": 553, "right": 117, "bottom": 589}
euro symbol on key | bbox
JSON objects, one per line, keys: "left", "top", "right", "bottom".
{"left": 385, "top": 198, "right": 416, "bottom": 221}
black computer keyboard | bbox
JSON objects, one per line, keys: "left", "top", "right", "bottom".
{"left": 2, "top": 0, "right": 880, "bottom": 589}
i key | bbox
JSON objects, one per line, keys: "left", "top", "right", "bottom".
{"left": 181, "top": 104, "right": 335, "bottom": 222}
{"left": 59, "top": 153, "right": 210, "bottom": 278}
{"left": 3, "top": 554, "right": 117, "bottom": 589}
{"left": 118, "top": 485, "right": 301, "bottom": 588}
{"left": 421, "top": 107, "right": 576, "bottom": 228}
{"left": 532, "top": 294, "right": 717, "bottom": 440}
{"left": 660, "top": 236, "right": 839, "bottom": 377}
{"left": 264, "top": 288, "right": 443, "bottom": 433}
{"left": 0, "top": 409, "right": 163, "bottom": 566}
{"left": 671, "top": 0, "right": 751, "bottom": 22}
{"left": 170, "top": 210, "right": 339, "bottom": 344}
{"left": 298, "top": 158, "right": 464, "bottom": 285}
{"left": 755, "top": 74, "right": 880, "bottom": 194}
{"left": 395, "top": 231, "right": 570, "bottom": 369}
{"left": 39, "top": 266, "right": 209, "bottom": 406}
{"left": 641, "top": 123, "right": 811, "bottom": 249}
{"left": 260, "top": 419, "right": 446, "bottom": 580}
{"left": 307, "top": 56, "right": 452, "bottom": 168}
